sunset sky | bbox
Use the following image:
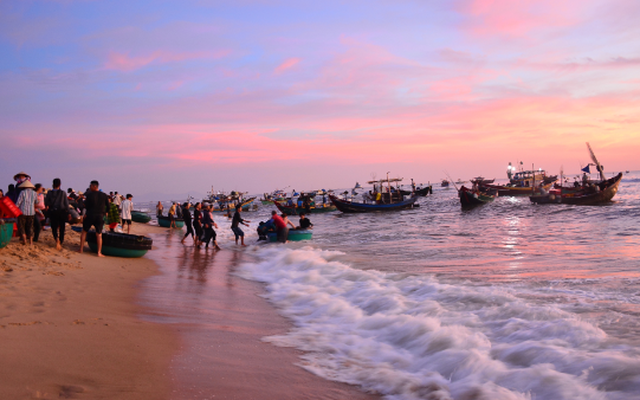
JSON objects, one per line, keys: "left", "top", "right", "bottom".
{"left": 1, "top": 0, "right": 639, "bottom": 199}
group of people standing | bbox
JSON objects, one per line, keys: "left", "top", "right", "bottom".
{"left": 3, "top": 172, "right": 135, "bottom": 256}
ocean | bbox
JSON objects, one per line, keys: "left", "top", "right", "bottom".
{"left": 139, "top": 171, "right": 640, "bottom": 400}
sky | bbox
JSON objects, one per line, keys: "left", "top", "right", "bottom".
{"left": 1, "top": 0, "right": 639, "bottom": 200}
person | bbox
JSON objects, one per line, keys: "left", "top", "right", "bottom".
{"left": 298, "top": 213, "right": 313, "bottom": 230}
{"left": 270, "top": 211, "right": 287, "bottom": 243}
{"left": 120, "top": 194, "right": 134, "bottom": 234}
{"left": 168, "top": 203, "right": 177, "bottom": 228}
{"left": 0, "top": 189, "right": 3, "bottom": 198}
{"left": 175, "top": 202, "right": 183, "bottom": 219}
{"left": 6, "top": 184, "right": 17, "bottom": 203}
{"left": 156, "top": 201, "right": 164, "bottom": 217}
{"left": 181, "top": 202, "right": 196, "bottom": 245}
{"left": 32, "top": 183, "right": 46, "bottom": 242}
{"left": 78, "top": 180, "right": 110, "bottom": 257}
{"left": 201, "top": 204, "right": 220, "bottom": 250}
{"left": 45, "top": 178, "right": 70, "bottom": 250}
{"left": 15, "top": 180, "right": 38, "bottom": 245}
{"left": 113, "top": 191, "right": 122, "bottom": 211}
{"left": 231, "top": 204, "right": 251, "bottom": 246}
{"left": 192, "top": 202, "right": 203, "bottom": 247}
{"left": 107, "top": 198, "right": 120, "bottom": 232}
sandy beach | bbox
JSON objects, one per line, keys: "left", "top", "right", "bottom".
{"left": 0, "top": 222, "right": 379, "bottom": 400}
{"left": 0, "top": 223, "right": 177, "bottom": 399}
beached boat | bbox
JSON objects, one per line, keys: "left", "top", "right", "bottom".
{"left": 481, "top": 162, "right": 557, "bottom": 196}
{"left": 458, "top": 186, "right": 497, "bottom": 208}
{"left": 267, "top": 229, "right": 313, "bottom": 243}
{"left": 329, "top": 194, "right": 419, "bottom": 213}
{"left": 85, "top": 230, "right": 153, "bottom": 258}
{"left": 131, "top": 210, "right": 151, "bottom": 223}
{"left": 157, "top": 215, "right": 184, "bottom": 228}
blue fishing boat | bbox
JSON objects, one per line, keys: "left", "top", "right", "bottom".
{"left": 267, "top": 229, "right": 313, "bottom": 242}
{"left": 329, "top": 194, "right": 418, "bottom": 213}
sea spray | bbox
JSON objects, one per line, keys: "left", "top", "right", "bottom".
{"left": 238, "top": 246, "right": 640, "bottom": 400}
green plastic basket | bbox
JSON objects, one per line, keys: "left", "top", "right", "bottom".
{"left": 0, "top": 222, "right": 14, "bottom": 249}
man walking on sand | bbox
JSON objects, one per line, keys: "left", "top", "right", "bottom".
{"left": 78, "top": 180, "right": 110, "bottom": 257}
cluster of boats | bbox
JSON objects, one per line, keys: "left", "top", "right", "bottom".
{"left": 456, "top": 143, "right": 622, "bottom": 208}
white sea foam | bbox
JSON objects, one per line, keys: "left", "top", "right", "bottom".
{"left": 238, "top": 246, "right": 640, "bottom": 400}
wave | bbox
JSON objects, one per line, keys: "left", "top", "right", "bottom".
{"left": 238, "top": 246, "right": 640, "bottom": 400}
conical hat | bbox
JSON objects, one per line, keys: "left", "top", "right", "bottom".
{"left": 18, "top": 180, "right": 35, "bottom": 189}
{"left": 13, "top": 171, "right": 31, "bottom": 181}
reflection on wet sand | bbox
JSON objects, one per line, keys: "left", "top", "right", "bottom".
{"left": 141, "top": 232, "right": 379, "bottom": 400}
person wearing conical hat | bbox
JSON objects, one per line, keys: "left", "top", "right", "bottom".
{"left": 15, "top": 180, "right": 39, "bottom": 246}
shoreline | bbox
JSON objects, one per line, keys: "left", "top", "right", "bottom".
{"left": 1, "top": 222, "right": 379, "bottom": 399}
{"left": 0, "top": 222, "right": 177, "bottom": 400}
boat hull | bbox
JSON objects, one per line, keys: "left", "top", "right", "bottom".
{"left": 274, "top": 201, "right": 337, "bottom": 215}
{"left": 483, "top": 182, "right": 554, "bottom": 197}
{"left": 459, "top": 187, "right": 496, "bottom": 208}
{"left": 131, "top": 211, "right": 151, "bottom": 223}
{"left": 157, "top": 215, "right": 184, "bottom": 228}
{"left": 329, "top": 195, "right": 419, "bottom": 213}
{"left": 267, "top": 229, "right": 312, "bottom": 242}
{"left": 86, "top": 230, "right": 153, "bottom": 258}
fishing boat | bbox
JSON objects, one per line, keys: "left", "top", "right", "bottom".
{"left": 458, "top": 186, "right": 497, "bottom": 208}
{"left": 330, "top": 175, "right": 420, "bottom": 213}
{"left": 203, "top": 188, "right": 257, "bottom": 213}
{"left": 131, "top": 210, "right": 151, "bottom": 223}
{"left": 267, "top": 229, "right": 312, "bottom": 243}
{"left": 273, "top": 190, "right": 336, "bottom": 215}
{"left": 329, "top": 194, "right": 419, "bottom": 213}
{"left": 85, "top": 230, "right": 153, "bottom": 258}
{"left": 157, "top": 215, "right": 184, "bottom": 228}
{"left": 530, "top": 143, "right": 622, "bottom": 205}
{"left": 480, "top": 162, "right": 557, "bottom": 196}
{"left": 441, "top": 179, "right": 450, "bottom": 188}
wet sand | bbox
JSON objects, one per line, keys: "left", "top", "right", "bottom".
{"left": 1, "top": 222, "right": 379, "bottom": 399}
{"left": 144, "top": 231, "right": 381, "bottom": 400}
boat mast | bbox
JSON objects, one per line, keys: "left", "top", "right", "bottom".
{"left": 586, "top": 142, "right": 606, "bottom": 181}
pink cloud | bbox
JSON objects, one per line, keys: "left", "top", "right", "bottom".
{"left": 103, "top": 49, "right": 230, "bottom": 72}
{"left": 274, "top": 58, "right": 301, "bottom": 74}
{"left": 456, "top": 0, "right": 586, "bottom": 37}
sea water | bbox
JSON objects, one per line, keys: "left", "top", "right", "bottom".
{"left": 142, "top": 171, "right": 640, "bottom": 400}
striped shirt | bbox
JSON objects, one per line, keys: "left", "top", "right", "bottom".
{"left": 16, "top": 189, "right": 38, "bottom": 216}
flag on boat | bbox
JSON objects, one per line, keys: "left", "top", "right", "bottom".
{"left": 582, "top": 164, "right": 591, "bottom": 173}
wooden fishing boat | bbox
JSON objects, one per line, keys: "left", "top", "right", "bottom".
{"left": 85, "top": 230, "right": 153, "bottom": 258}
{"left": 131, "top": 210, "right": 151, "bottom": 223}
{"left": 530, "top": 143, "right": 622, "bottom": 205}
{"left": 481, "top": 162, "right": 557, "bottom": 196}
{"left": 530, "top": 172, "right": 622, "bottom": 205}
{"left": 458, "top": 186, "right": 497, "bottom": 208}
{"left": 329, "top": 194, "right": 419, "bottom": 213}
{"left": 267, "top": 229, "right": 312, "bottom": 243}
{"left": 274, "top": 201, "right": 336, "bottom": 215}
{"left": 157, "top": 215, "right": 184, "bottom": 228}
